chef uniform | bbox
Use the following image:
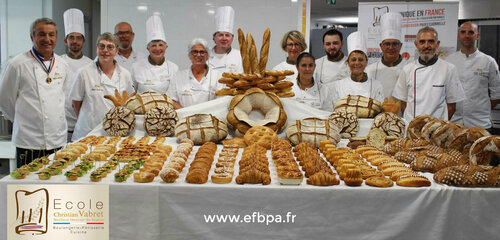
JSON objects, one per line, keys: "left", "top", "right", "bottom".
{"left": 392, "top": 57, "right": 466, "bottom": 122}
{"left": 60, "top": 8, "right": 93, "bottom": 141}
{"left": 208, "top": 6, "right": 243, "bottom": 73}
{"left": 365, "top": 12, "right": 408, "bottom": 99}
{"left": 115, "top": 50, "right": 145, "bottom": 72}
{"left": 0, "top": 48, "right": 70, "bottom": 166}
{"left": 330, "top": 32, "right": 385, "bottom": 105}
{"left": 314, "top": 54, "right": 349, "bottom": 88}
{"left": 166, "top": 68, "right": 224, "bottom": 107}
{"left": 131, "top": 13, "right": 179, "bottom": 94}
{"left": 447, "top": 49, "right": 500, "bottom": 128}
{"left": 70, "top": 61, "right": 134, "bottom": 141}
{"left": 291, "top": 79, "right": 334, "bottom": 112}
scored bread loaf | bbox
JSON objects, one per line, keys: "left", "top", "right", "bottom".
{"left": 144, "top": 106, "right": 178, "bottom": 136}
{"left": 334, "top": 95, "right": 382, "bottom": 118}
{"left": 371, "top": 112, "right": 406, "bottom": 138}
{"left": 286, "top": 117, "right": 341, "bottom": 148}
{"left": 434, "top": 165, "right": 500, "bottom": 187}
{"left": 328, "top": 110, "right": 359, "bottom": 138}
{"left": 103, "top": 107, "right": 136, "bottom": 137}
{"left": 125, "top": 92, "right": 174, "bottom": 115}
{"left": 175, "top": 114, "right": 228, "bottom": 145}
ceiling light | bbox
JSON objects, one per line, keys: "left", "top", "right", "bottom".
{"left": 317, "top": 17, "right": 358, "bottom": 24}
{"left": 137, "top": 5, "right": 147, "bottom": 11}
{"left": 208, "top": 9, "right": 215, "bottom": 15}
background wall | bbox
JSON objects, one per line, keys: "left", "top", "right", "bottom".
{"left": 101, "top": 0, "right": 302, "bottom": 70}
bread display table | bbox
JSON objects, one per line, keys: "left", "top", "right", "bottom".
{"left": 1, "top": 98, "right": 498, "bottom": 239}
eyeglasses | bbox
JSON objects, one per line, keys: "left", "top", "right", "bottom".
{"left": 382, "top": 41, "right": 401, "bottom": 48}
{"left": 286, "top": 43, "right": 301, "bottom": 48}
{"left": 190, "top": 50, "right": 207, "bottom": 56}
{"left": 67, "top": 35, "right": 83, "bottom": 41}
{"left": 115, "top": 31, "right": 133, "bottom": 36}
{"left": 97, "top": 43, "right": 116, "bottom": 51}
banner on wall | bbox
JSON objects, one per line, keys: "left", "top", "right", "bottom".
{"left": 358, "top": 2, "right": 459, "bottom": 64}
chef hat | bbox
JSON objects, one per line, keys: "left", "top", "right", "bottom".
{"left": 347, "top": 31, "right": 367, "bottom": 55}
{"left": 215, "top": 6, "right": 235, "bottom": 34}
{"left": 146, "top": 13, "right": 166, "bottom": 43}
{"left": 63, "top": 8, "right": 85, "bottom": 37}
{"left": 380, "top": 12, "right": 403, "bottom": 42}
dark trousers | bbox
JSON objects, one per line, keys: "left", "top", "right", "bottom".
{"left": 16, "top": 147, "right": 60, "bottom": 168}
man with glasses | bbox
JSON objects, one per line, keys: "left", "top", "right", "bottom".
{"left": 208, "top": 6, "right": 243, "bottom": 73}
{"left": 314, "top": 28, "right": 349, "bottom": 86}
{"left": 366, "top": 12, "right": 408, "bottom": 99}
{"left": 447, "top": 21, "right": 500, "bottom": 130}
{"left": 0, "top": 18, "right": 70, "bottom": 167}
{"left": 114, "top": 22, "right": 145, "bottom": 71}
{"left": 393, "top": 26, "right": 465, "bottom": 122}
{"left": 60, "top": 8, "right": 93, "bottom": 142}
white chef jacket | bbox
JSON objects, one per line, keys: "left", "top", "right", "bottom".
{"left": 131, "top": 57, "right": 179, "bottom": 94}
{"left": 208, "top": 48, "right": 243, "bottom": 73}
{"left": 291, "top": 79, "right": 334, "bottom": 112}
{"left": 166, "top": 68, "right": 224, "bottom": 107}
{"left": 70, "top": 61, "right": 134, "bottom": 141}
{"left": 314, "top": 55, "right": 350, "bottom": 87}
{"left": 60, "top": 54, "right": 93, "bottom": 131}
{"left": 330, "top": 76, "right": 385, "bottom": 106}
{"left": 366, "top": 57, "right": 409, "bottom": 99}
{"left": 0, "top": 51, "right": 70, "bottom": 149}
{"left": 273, "top": 61, "right": 298, "bottom": 84}
{"left": 392, "top": 58, "right": 465, "bottom": 122}
{"left": 114, "top": 49, "right": 146, "bottom": 72}
{"left": 447, "top": 50, "right": 500, "bottom": 128}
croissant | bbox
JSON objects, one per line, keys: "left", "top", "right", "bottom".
{"left": 306, "top": 171, "right": 339, "bottom": 186}
{"left": 236, "top": 169, "right": 271, "bottom": 185}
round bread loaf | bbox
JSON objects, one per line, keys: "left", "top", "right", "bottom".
{"left": 103, "top": 106, "right": 135, "bottom": 136}
{"left": 407, "top": 115, "right": 436, "bottom": 139}
{"left": 125, "top": 91, "right": 174, "bottom": 115}
{"left": 144, "top": 106, "right": 178, "bottom": 136}
{"left": 334, "top": 95, "right": 382, "bottom": 118}
{"left": 286, "top": 117, "right": 341, "bottom": 148}
{"left": 328, "top": 110, "right": 359, "bottom": 138}
{"left": 175, "top": 114, "right": 228, "bottom": 145}
{"left": 371, "top": 112, "right": 406, "bottom": 138}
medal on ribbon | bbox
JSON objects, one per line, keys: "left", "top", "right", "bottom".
{"left": 29, "top": 47, "right": 55, "bottom": 84}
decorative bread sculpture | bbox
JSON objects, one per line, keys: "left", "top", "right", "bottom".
{"left": 328, "top": 110, "right": 359, "bottom": 138}
{"left": 216, "top": 28, "right": 295, "bottom": 97}
{"left": 175, "top": 114, "right": 228, "bottom": 145}
{"left": 227, "top": 88, "right": 287, "bottom": 136}
{"left": 286, "top": 117, "right": 341, "bottom": 148}
{"left": 144, "top": 106, "right": 178, "bottom": 136}
{"left": 371, "top": 112, "right": 406, "bottom": 138}
{"left": 334, "top": 95, "right": 382, "bottom": 118}
{"left": 381, "top": 97, "right": 401, "bottom": 114}
{"left": 103, "top": 90, "right": 136, "bottom": 136}
{"left": 125, "top": 91, "right": 174, "bottom": 114}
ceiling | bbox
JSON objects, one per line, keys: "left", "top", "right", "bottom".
{"left": 310, "top": 0, "right": 432, "bottom": 27}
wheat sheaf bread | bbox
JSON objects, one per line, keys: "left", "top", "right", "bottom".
{"left": 125, "top": 91, "right": 174, "bottom": 114}
{"left": 103, "top": 90, "right": 136, "bottom": 137}
{"left": 334, "top": 95, "right": 382, "bottom": 118}
{"left": 227, "top": 88, "right": 287, "bottom": 136}
{"left": 286, "top": 117, "right": 341, "bottom": 148}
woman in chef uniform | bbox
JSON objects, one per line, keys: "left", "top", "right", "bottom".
{"left": 131, "top": 13, "right": 178, "bottom": 94}
{"left": 70, "top": 32, "right": 134, "bottom": 141}
{"left": 330, "top": 31, "right": 384, "bottom": 105}
{"left": 272, "top": 30, "right": 307, "bottom": 82}
{"left": 166, "top": 38, "right": 224, "bottom": 108}
{"left": 291, "top": 52, "right": 334, "bottom": 111}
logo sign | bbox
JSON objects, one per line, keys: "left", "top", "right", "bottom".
{"left": 7, "top": 185, "right": 109, "bottom": 240}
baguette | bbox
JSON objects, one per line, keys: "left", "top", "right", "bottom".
{"left": 259, "top": 28, "right": 270, "bottom": 74}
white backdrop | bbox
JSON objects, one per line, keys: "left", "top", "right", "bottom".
{"left": 101, "top": 0, "right": 303, "bottom": 70}
{"left": 358, "top": 2, "right": 459, "bottom": 64}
